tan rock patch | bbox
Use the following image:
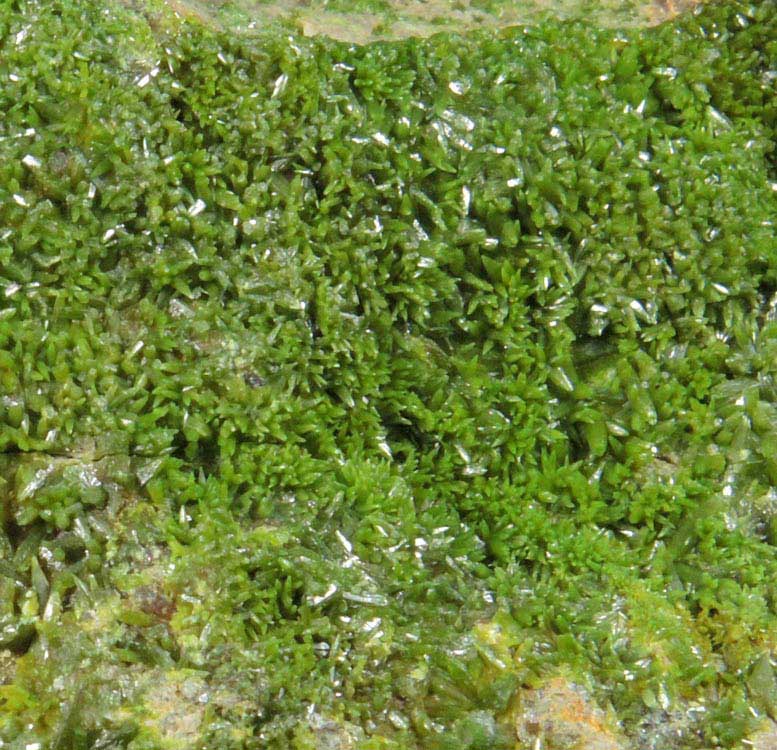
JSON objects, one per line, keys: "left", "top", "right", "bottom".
{"left": 140, "top": 671, "right": 208, "bottom": 748}
{"left": 749, "top": 720, "right": 777, "bottom": 750}
{"left": 160, "top": 0, "right": 708, "bottom": 45}
{"left": 514, "top": 676, "right": 625, "bottom": 750}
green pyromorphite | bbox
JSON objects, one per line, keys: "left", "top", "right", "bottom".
{"left": 0, "top": 0, "right": 775, "bottom": 747}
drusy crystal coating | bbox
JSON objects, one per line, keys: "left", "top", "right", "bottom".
{"left": 0, "top": 0, "right": 776, "bottom": 747}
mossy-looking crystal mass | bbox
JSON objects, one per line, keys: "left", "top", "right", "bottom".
{"left": 0, "top": 0, "right": 776, "bottom": 747}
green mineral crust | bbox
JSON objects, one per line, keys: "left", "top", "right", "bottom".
{"left": 0, "top": 0, "right": 775, "bottom": 747}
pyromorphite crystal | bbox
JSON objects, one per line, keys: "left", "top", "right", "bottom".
{"left": 0, "top": 0, "right": 776, "bottom": 747}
